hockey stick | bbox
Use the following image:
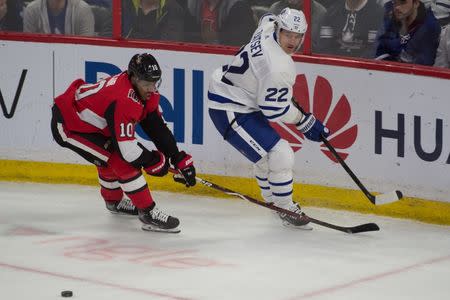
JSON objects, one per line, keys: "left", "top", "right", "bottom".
{"left": 196, "top": 176, "right": 379, "bottom": 234}
{"left": 294, "top": 103, "right": 402, "bottom": 205}
{"left": 171, "top": 170, "right": 379, "bottom": 234}
{"left": 320, "top": 135, "right": 403, "bottom": 205}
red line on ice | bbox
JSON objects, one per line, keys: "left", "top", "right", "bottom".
{"left": 0, "top": 262, "right": 193, "bottom": 300}
{"left": 288, "top": 254, "right": 450, "bottom": 299}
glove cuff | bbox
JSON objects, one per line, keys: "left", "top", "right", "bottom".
{"left": 296, "top": 114, "right": 316, "bottom": 133}
{"left": 170, "top": 151, "right": 193, "bottom": 169}
{"left": 143, "top": 151, "right": 167, "bottom": 174}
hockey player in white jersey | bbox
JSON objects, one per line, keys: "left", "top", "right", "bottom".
{"left": 207, "top": 8, "right": 329, "bottom": 228}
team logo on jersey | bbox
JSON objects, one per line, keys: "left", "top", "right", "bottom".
{"left": 270, "top": 75, "right": 357, "bottom": 162}
{"left": 127, "top": 89, "right": 140, "bottom": 103}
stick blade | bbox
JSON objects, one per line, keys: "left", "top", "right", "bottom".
{"left": 374, "top": 190, "right": 403, "bottom": 205}
{"left": 347, "top": 223, "right": 380, "bottom": 234}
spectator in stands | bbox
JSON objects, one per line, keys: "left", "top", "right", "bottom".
{"left": 184, "top": 0, "right": 256, "bottom": 46}
{"left": 430, "top": 0, "right": 450, "bottom": 26}
{"left": 122, "top": 0, "right": 185, "bottom": 41}
{"left": 317, "top": 0, "right": 383, "bottom": 58}
{"left": 90, "top": 2, "right": 112, "bottom": 37}
{"left": 316, "top": 0, "right": 334, "bottom": 9}
{"left": 391, "top": 0, "right": 450, "bottom": 26}
{"left": 379, "top": 0, "right": 434, "bottom": 8}
{"left": 434, "top": 23, "right": 450, "bottom": 67}
{"left": 376, "top": 0, "right": 441, "bottom": 65}
{"left": 378, "top": 0, "right": 388, "bottom": 6}
{"left": 268, "top": 0, "right": 327, "bottom": 49}
{"left": 249, "top": 1, "right": 271, "bottom": 21}
{"left": 23, "top": 0, "right": 95, "bottom": 35}
{"left": 84, "top": 0, "right": 110, "bottom": 7}
{"left": 247, "top": 0, "right": 276, "bottom": 6}
{"left": 0, "top": 0, "right": 24, "bottom": 32}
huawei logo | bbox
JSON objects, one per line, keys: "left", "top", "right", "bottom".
{"left": 271, "top": 75, "right": 358, "bottom": 162}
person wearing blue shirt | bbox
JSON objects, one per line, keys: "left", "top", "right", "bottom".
{"left": 0, "top": 0, "right": 23, "bottom": 32}
{"left": 376, "top": 0, "right": 441, "bottom": 65}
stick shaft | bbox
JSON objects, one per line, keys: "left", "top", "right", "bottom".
{"left": 194, "top": 176, "right": 379, "bottom": 234}
{"left": 320, "top": 136, "right": 376, "bottom": 204}
{"left": 295, "top": 103, "right": 377, "bottom": 204}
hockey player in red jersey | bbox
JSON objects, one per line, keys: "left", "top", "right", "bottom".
{"left": 51, "top": 53, "right": 196, "bottom": 233}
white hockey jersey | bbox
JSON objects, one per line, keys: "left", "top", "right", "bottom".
{"left": 207, "top": 16, "right": 300, "bottom": 123}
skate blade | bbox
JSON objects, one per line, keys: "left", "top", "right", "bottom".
{"left": 108, "top": 211, "right": 138, "bottom": 217}
{"left": 282, "top": 221, "right": 313, "bottom": 230}
{"left": 141, "top": 224, "right": 181, "bottom": 234}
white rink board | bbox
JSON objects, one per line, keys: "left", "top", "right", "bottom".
{"left": 0, "top": 41, "right": 449, "bottom": 202}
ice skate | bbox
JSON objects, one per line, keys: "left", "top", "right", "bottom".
{"left": 105, "top": 198, "right": 138, "bottom": 216}
{"left": 278, "top": 203, "right": 313, "bottom": 230}
{"left": 139, "top": 203, "right": 180, "bottom": 233}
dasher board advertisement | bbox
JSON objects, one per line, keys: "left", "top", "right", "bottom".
{"left": 0, "top": 41, "right": 449, "bottom": 202}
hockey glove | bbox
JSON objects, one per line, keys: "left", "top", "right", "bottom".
{"left": 171, "top": 151, "right": 196, "bottom": 187}
{"left": 143, "top": 150, "right": 169, "bottom": 177}
{"left": 296, "top": 113, "right": 329, "bottom": 142}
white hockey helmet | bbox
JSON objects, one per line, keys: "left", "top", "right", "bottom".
{"left": 276, "top": 8, "right": 308, "bottom": 52}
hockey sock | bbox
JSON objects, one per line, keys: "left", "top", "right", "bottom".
{"left": 268, "top": 170, "right": 293, "bottom": 209}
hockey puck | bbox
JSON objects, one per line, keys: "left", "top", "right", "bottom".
{"left": 61, "top": 290, "right": 73, "bottom": 297}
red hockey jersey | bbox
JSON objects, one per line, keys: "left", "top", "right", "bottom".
{"left": 54, "top": 72, "right": 160, "bottom": 163}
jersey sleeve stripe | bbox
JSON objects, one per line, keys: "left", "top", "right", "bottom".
{"left": 118, "top": 140, "right": 143, "bottom": 163}
{"left": 259, "top": 105, "right": 285, "bottom": 111}
{"left": 208, "top": 91, "right": 246, "bottom": 106}
{"left": 263, "top": 106, "right": 290, "bottom": 120}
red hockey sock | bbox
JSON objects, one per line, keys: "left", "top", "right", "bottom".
{"left": 125, "top": 188, "right": 154, "bottom": 209}
{"left": 100, "top": 187, "right": 123, "bottom": 203}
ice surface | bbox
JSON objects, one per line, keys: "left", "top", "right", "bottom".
{"left": 0, "top": 182, "right": 449, "bottom": 300}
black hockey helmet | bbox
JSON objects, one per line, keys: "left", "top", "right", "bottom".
{"left": 127, "top": 53, "right": 162, "bottom": 82}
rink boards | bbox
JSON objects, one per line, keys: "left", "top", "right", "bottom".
{"left": 0, "top": 41, "right": 449, "bottom": 223}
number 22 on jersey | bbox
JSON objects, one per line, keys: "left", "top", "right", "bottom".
{"left": 265, "top": 88, "right": 288, "bottom": 102}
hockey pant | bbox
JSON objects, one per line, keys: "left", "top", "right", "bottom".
{"left": 208, "top": 109, "right": 294, "bottom": 208}
{"left": 51, "top": 105, "right": 153, "bottom": 209}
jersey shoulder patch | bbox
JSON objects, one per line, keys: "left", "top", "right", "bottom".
{"left": 127, "top": 89, "right": 140, "bottom": 103}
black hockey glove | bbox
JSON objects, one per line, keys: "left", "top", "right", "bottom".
{"left": 143, "top": 150, "right": 169, "bottom": 177}
{"left": 170, "top": 151, "right": 196, "bottom": 187}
